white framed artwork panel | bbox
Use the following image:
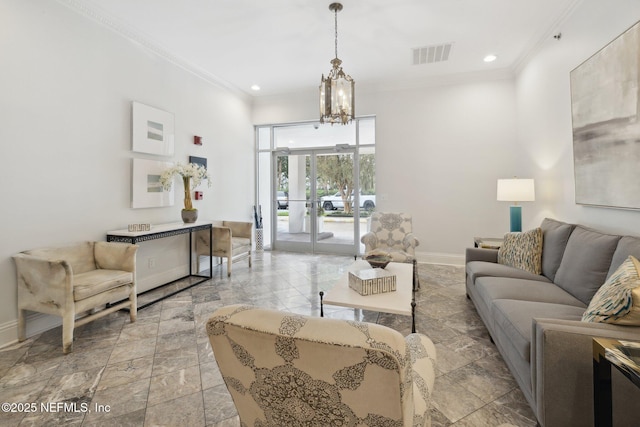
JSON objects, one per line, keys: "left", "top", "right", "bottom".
{"left": 132, "top": 101, "right": 175, "bottom": 156}
{"left": 132, "top": 159, "right": 175, "bottom": 208}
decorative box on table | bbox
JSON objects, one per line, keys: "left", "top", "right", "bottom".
{"left": 348, "top": 268, "right": 397, "bottom": 296}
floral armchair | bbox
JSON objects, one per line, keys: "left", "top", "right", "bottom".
{"left": 361, "top": 212, "right": 420, "bottom": 263}
{"left": 13, "top": 241, "right": 138, "bottom": 353}
{"left": 207, "top": 304, "right": 437, "bottom": 427}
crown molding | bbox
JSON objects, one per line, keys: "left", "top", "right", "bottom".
{"left": 56, "top": 0, "right": 251, "bottom": 101}
{"left": 512, "top": 0, "right": 584, "bottom": 75}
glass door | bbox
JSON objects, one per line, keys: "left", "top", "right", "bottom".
{"left": 273, "top": 148, "right": 357, "bottom": 255}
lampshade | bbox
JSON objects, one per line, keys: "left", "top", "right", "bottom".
{"left": 497, "top": 179, "right": 535, "bottom": 203}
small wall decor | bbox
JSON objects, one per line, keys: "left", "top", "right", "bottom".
{"left": 571, "top": 20, "right": 640, "bottom": 209}
{"left": 132, "top": 101, "right": 175, "bottom": 156}
{"left": 131, "top": 159, "right": 175, "bottom": 208}
{"left": 194, "top": 135, "right": 203, "bottom": 145}
{"left": 189, "top": 155, "right": 207, "bottom": 170}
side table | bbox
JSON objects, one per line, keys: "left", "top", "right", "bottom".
{"left": 592, "top": 337, "right": 640, "bottom": 427}
{"left": 473, "top": 237, "right": 503, "bottom": 249}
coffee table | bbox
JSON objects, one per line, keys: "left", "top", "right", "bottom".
{"left": 320, "top": 260, "right": 416, "bottom": 332}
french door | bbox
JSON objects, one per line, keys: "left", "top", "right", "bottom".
{"left": 273, "top": 148, "right": 359, "bottom": 255}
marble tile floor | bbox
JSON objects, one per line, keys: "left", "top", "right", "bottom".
{"left": 0, "top": 251, "right": 537, "bottom": 427}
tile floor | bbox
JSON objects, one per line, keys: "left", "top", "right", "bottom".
{"left": 0, "top": 251, "right": 537, "bottom": 426}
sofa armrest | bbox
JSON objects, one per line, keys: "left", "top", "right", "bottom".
{"left": 402, "top": 233, "right": 420, "bottom": 251}
{"left": 212, "top": 226, "right": 232, "bottom": 254}
{"left": 465, "top": 247, "right": 498, "bottom": 264}
{"left": 405, "top": 333, "right": 436, "bottom": 427}
{"left": 94, "top": 242, "right": 138, "bottom": 272}
{"left": 13, "top": 253, "right": 73, "bottom": 311}
{"left": 532, "top": 318, "right": 640, "bottom": 427}
{"left": 223, "top": 221, "right": 253, "bottom": 241}
{"left": 361, "top": 232, "right": 378, "bottom": 253}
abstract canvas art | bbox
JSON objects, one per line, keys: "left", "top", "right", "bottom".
{"left": 131, "top": 159, "right": 175, "bottom": 208}
{"left": 132, "top": 102, "right": 175, "bottom": 156}
{"left": 570, "top": 20, "right": 640, "bottom": 209}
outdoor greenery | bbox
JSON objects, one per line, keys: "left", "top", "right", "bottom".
{"left": 276, "top": 153, "right": 375, "bottom": 214}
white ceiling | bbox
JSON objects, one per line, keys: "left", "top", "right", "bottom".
{"left": 66, "top": 0, "right": 579, "bottom": 97}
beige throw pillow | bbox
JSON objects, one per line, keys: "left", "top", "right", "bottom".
{"left": 497, "top": 228, "right": 543, "bottom": 275}
{"left": 582, "top": 255, "right": 640, "bottom": 325}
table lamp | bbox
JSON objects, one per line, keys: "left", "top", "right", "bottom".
{"left": 497, "top": 178, "right": 535, "bottom": 232}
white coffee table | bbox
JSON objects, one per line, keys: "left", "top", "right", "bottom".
{"left": 320, "top": 260, "right": 416, "bottom": 332}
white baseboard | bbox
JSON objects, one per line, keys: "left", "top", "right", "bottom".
{"left": 416, "top": 251, "right": 465, "bottom": 266}
{"left": 0, "top": 312, "right": 62, "bottom": 350}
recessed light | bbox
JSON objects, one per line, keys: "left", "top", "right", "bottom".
{"left": 483, "top": 54, "right": 497, "bottom": 63}
{"left": 251, "top": 84, "right": 261, "bottom": 91}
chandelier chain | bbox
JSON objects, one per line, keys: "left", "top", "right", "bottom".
{"left": 334, "top": 7, "right": 338, "bottom": 59}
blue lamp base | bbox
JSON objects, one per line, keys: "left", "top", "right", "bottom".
{"left": 509, "top": 205, "right": 522, "bottom": 232}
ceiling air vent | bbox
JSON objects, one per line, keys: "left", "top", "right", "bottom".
{"left": 412, "top": 43, "right": 453, "bottom": 65}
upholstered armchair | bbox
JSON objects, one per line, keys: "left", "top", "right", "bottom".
{"left": 13, "top": 241, "right": 138, "bottom": 353}
{"left": 196, "top": 220, "right": 252, "bottom": 277}
{"left": 362, "top": 212, "right": 420, "bottom": 290}
{"left": 361, "top": 212, "right": 420, "bottom": 263}
{"left": 207, "top": 304, "right": 437, "bottom": 427}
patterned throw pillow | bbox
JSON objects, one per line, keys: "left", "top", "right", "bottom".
{"left": 582, "top": 256, "right": 640, "bottom": 325}
{"left": 497, "top": 228, "right": 543, "bottom": 274}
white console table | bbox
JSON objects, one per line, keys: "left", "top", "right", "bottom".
{"left": 106, "top": 221, "right": 212, "bottom": 309}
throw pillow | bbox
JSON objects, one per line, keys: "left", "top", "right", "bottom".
{"left": 497, "top": 227, "right": 543, "bottom": 275}
{"left": 582, "top": 255, "right": 640, "bottom": 325}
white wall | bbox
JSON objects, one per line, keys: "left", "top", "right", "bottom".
{"left": 0, "top": 1, "right": 254, "bottom": 346}
{"left": 255, "top": 1, "right": 640, "bottom": 262}
{"left": 254, "top": 78, "right": 521, "bottom": 264}
{"left": 516, "top": 0, "right": 640, "bottom": 234}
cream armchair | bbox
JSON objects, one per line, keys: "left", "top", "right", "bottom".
{"left": 196, "top": 220, "right": 252, "bottom": 277}
{"left": 13, "top": 241, "right": 138, "bottom": 353}
{"left": 207, "top": 304, "right": 437, "bottom": 427}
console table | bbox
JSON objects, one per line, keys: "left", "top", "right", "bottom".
{"left": 107, "top": 221, "right": 212, "bottom": 309}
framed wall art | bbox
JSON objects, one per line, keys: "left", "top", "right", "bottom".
{"left": 132, "top": 101, "right": 175, "bottom": 156}
{"left": 131, "top": 159, "right": 175, "bottom": 208}
{"left": 189, "top": 155, "right": 207, "bottom": 170}
{"left": 570, "top": 20, "right": 640, "bottom": 209}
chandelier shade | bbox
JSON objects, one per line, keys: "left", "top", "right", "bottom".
{"left": 319, "top": 3, "right": 355, "bottom": 125}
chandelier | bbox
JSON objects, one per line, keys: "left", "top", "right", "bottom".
{"left": 319, "top": 3, "right": 355, "bottom": 125}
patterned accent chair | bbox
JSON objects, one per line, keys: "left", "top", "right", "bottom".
{"left": 196, "top": 220, "right": 252, "bottom": 277}
{"left": 362, "top": 212, "right": 419, "bottom": 263}
{"left": 13, "top": 241, "right": 138, "bottom": 353}
{"left": 207, "top": 304, "right": 437, "bottom": 427}
{"left": 362, "top": 212, "right": 420, "bottom": 289}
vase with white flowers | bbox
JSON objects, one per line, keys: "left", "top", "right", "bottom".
{"left": 160, "top": 162, "right": 211, "bottom": 223}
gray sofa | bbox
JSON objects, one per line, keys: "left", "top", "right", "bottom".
{"left": 465, "top": 218, "right": 640, "bottom": 427}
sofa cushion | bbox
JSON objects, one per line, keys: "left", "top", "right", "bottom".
{"left": 554, "top": 226, "right": 621, "bottom": 305}
{"left": 583, "top": 256, "right": 640, "bottom": 325}
{"left": 540, "top": 218, "right": 575, "bottom": 282}
{"left": 74, "top": 270, "right": 133, "bottom": 301}
{"left": 608, "top": 236, "right": 640, "bottom": 278}
{"left": 467, "top": 261, "right": 550, "bottom": 285}
{"left": 492, "top": 300, "right": 586, "bottom": 362}
{"left": 476, "top": 277, "right": 585, "bottom": 308}
{"left": 498, "top": 228, "right": 543, "bottom": 274}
